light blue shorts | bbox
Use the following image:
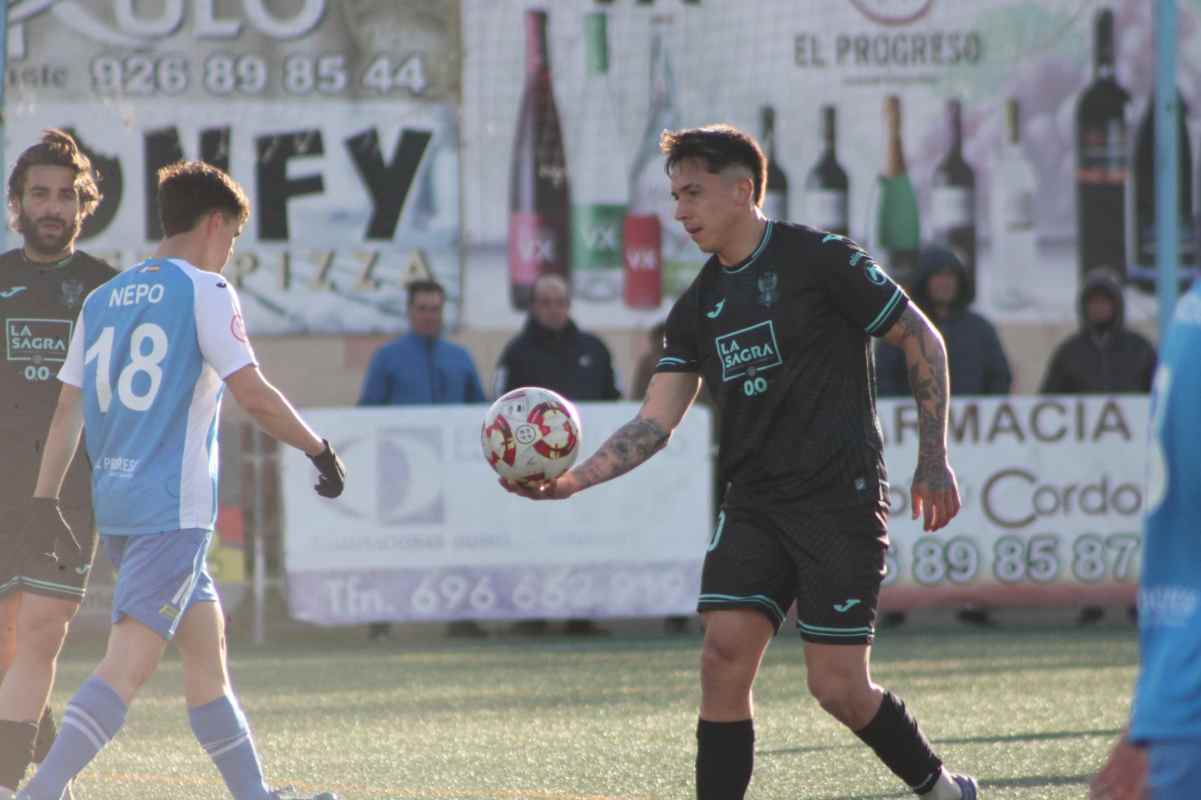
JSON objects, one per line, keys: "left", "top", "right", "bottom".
{"left": 1146, "top": 739, "right": 1201, "bottom": 800}
{"left": 102, "top": 529, "right": 217, "bottom": 640}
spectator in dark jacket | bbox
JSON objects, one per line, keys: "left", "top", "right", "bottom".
{"left": 876, "top": 243, "right": 1012, "bottom": 398}
{"left": 1040, "top": 268, "right": 1156, "bottom": 396}
{"left": 876, "top": 244, "right": 1012, "bottom": 628}
{"left": 1041, "top": 268, "right": 1156, "bottom": 625}
{"left": 495, "top": 275, "right": 620, "bottom": 636}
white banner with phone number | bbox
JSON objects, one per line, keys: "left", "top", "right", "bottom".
{"left": 878, "top": 395, "right": 1148, "bottom": 610}
{"left": 280, "top": 403, "right": 714, "bottom": 624}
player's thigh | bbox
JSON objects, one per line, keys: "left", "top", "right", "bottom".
{"left": 0, "top": 593, "right": 19, "bottom": 671}
{"left": 1146, "top": 739, "right": 1201, "bottom": 800}
{"left": 697, "top": 505, "right": 797, "bottom": 631}
{"left": 12, "top": 592, "right": 80, "bottom": 659}
{"left": 783, "top": 504, "right": 888, "bottom": 645}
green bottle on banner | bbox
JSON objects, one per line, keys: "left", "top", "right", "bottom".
{"left": 571, "top": 11, "right": 626, "bottom": 302}
{"left": 876, "top": 95, "right": 920, "bottom": 290}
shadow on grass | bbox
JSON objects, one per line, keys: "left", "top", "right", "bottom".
{"left": 759, "top": 726, "right": 1122, "bottom": 757}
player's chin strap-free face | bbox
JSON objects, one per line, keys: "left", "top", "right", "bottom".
{"left": 308, "top": 440, "right": 346, "bottom": 498}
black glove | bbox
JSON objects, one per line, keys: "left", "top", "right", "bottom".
{"left": 308, "top": 439, "right": 346, "bottom": 498}
{"left": 23, "top": 497, "right": 81, "bottom": 562}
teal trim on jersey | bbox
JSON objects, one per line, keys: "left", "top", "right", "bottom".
{"left": 658, "top": 356, "right": 689, "bottom": 367}
{"left": 707, "top": 510, "right": 726, "bottom": 552}
{"left": 698, "top": 592, "right": 785, "bottom": 620}
{"left": 797, "top": 620, "right": 873, "bottom": 637}
{"left": 865, "top": 287, "right": 903, "bottom": 335}
{"left": 720, "top": 221, "right": 775, "bottom": 274}
{"left": 0, "top": 577, "right": 19, "bottom": 594}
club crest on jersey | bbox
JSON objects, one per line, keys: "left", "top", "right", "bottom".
{"left": 6, "top": 318, "right": 71, "bottom": 364}
{"left": 59, "top": 279, "right": 85, "bottom": 309}
{"left": 757, "top": 271, "right": 779, "bottom": 307}
{"left": 714, "top": 321, "right": 783, "bottom": 383}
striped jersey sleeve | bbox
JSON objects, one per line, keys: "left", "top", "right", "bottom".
{"left": 816, "top": 234, "right": 909, "bottom": 337}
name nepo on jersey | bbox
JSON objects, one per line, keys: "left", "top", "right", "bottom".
{"left": 109, "top": 283, "right": 165, "bottom": 307}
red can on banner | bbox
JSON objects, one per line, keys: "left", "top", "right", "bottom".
{"left": 623, "top": 213, "right": 662, "bottom": 309}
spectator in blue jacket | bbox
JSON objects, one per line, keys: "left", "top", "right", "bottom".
{"left": 359, "top": 279, "right": 486, "bottom": 640}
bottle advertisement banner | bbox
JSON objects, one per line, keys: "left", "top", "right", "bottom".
{"left": 2, "top": 1, "right": 462, "bottom": 335}
{"left": 462, "top": 0, "right": 1201, "bottom": 331}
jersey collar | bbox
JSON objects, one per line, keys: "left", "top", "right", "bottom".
{"left": 720, "top": 221, "right": 774, "bottom": 275}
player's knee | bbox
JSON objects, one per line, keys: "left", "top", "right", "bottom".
{"left": 700, "top": 635, "right": 753, "bottom": 684}
{"left": 19, "top": 607, "right": 74, "bottom": 662}
{"left": 806, "top": 669, "right": 858, "bottom": 722}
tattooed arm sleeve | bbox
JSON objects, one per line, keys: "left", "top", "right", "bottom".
{"left": 881, "top": 304, "right": 951, "bottom": 466}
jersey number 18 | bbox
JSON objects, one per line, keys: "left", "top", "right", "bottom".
{"left": 84, "top": 323, "right": 169, "bottom": 413}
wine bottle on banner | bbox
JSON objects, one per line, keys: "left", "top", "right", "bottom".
{"left": 760, "top": 106, "right": 789, "bottom": 220}
{"left": 804, "top": 105, "right": 849, "bottom": 237}
{"left": 624, "top": 18, "right": 680, "bottom": 309}
{"left": 930, "top": 99, "right": 977, "bottom": 301}
{"left": 875, "top": 95, "right": 920, "bottom": 289}
{"left": 509, "top": 9, "right": 571, "bottom": 310}
{"left": 1075, "top": 7, "right": 1130, "bottom": 284}
{"left": 990, "top": 98, "right": 1039, "bottom": 311}
{"left": 571, "top": 11, "right": 626, "bottom": 302}
{"left": 1127, "top": 91, "right": 1197, "bottom": 291}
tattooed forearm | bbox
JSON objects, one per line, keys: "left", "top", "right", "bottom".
{"left": 572, "top": 417, "right": 671, "bottom": 491}
{"left": 895, "top": 307, "right": 950, "bottom": 474}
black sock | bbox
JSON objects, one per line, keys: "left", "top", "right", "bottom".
{"left": 696, "top": 718, "right": 754, "bottom": 800}
{"left": 854, "top": 691, "right": 943, "bottom": 794}
{"left": 0, "top": 719, "right": 39, "bottom": 790}
{"left": 33, "top": 705, "right": 57, "bottom": 763}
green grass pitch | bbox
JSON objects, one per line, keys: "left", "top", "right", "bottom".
{"left": 50, "top": 621, "right": 1135, "bottom": 799}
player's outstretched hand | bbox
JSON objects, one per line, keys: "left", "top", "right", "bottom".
{"left": 23, "top": 497, "right": 81, "bottom": 560}
{"left": 910, "top": 457, "right": 960, "bottom": 532}
{"left": 499, "top": 472, "right": 579, "bottom": 501}
{"left": 309, "top": 439, "right": 347, "bottom": 498}
{"left": 1089, "top": 731, "right": 1145, "bottom": 800}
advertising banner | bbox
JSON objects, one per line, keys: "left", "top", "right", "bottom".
{"left": 3, "top": 0, "right": 461, "bottom": 335}
{"left": 879, "top": 395, "right": 1147, "bottom": 609}
{"left": 279, "top": 403, "right": 714, "bottom": 624}
{"left": 462, "top": 0, "right": 1199, "bottom": 331}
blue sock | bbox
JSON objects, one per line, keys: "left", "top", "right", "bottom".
{"left": 189, "top": 695, "right": 271, "bottom": 800}
{"left": 20, "top": 677, "right": 127, "bottom": 800}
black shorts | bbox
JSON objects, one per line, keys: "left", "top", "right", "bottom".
{"left": 697, "top": 501, "right": 888, "bottom": 644}
{"left": 0, "top": 500, "right": 98, "bottom": 603}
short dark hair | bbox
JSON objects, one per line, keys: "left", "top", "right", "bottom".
{"left": 407, "top": 279, "right": 445, "bottom": 306}
{"left": 659, "top": 125, "right": 767, "bottom": 207}
{"left": 157, "top": 161, "right": 250, "bottom": 237}
{"left": 7, "top": 129, "right": 102, "bottom": 218}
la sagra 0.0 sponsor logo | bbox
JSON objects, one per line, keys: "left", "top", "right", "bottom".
{"left": 850, "top": 0, "right": 934, "bottom": 25}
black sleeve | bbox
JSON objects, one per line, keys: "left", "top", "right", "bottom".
{"left": 814, "top": 234, "right": 909, "bottom": 337}
{"left": 656, "top": 285, "right": 702, "bottom": 374}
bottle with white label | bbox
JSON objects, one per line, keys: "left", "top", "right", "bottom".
{"left": 760, "top": 106, "right": 789, "bottom": 221}
{"left": 930, "top": 98, "right": 977, "bottom": 301}
{"left": 989, "top": 98, "right": 1038, "bottom": 311}
{"left": 804, "top": 105, "right": 848, "bottom": 236}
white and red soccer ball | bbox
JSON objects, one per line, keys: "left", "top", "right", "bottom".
{"left": 481, "top": 387, "right": 582, "bottom": 483}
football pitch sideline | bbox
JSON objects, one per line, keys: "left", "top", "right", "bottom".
{"left": 51, "top": 622, "right": 1135, "bottom": 800}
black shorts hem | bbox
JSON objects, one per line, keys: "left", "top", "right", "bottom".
{"left": 796, "top": 621, "right": 875, "bottom": 646}
{"left": 2, "top": 577, "right": 87, "bottom": 603}
{"left": 697, "top": 598, "right": 785, "bottom": 631}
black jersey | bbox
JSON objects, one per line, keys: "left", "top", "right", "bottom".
{"left": 0, "top": 248, "right": 118, "bottom": 506}
{"left": 657, "top": 222, "right": 908, "bottom": 508}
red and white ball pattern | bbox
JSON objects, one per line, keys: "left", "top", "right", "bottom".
{"left": 481, "top": 387, "right": 581, "bottom": 483}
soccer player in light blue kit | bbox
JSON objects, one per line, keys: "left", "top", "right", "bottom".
{"left": 1090, "top": 279, "right": 1201, "bottom": 800}
{"left": 11, "top": 162, "right": 346, "bottom": 800}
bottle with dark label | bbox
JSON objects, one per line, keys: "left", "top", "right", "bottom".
{"left": 1127, "top": 91, "right": 1196, "bottom": 290}
{"left": 930, "top": 98, "right": 976, "bottom": 300}
{"left": 1075, "top": 7, "right": 1129, "bottom": 282}
{"left": 875, "top": 95, "right": 920, "bottom": 289}
{"left": 571, "top": 11, "right": 626, "bottom": 302}
{"left": 803, "top": 105, "right": 849, "bottom": 236}
{"left": 760, "top": 106, "right": 789, "bottom": 220}
{"left": 508, "top": 9, "right": 571, "bottom": 310}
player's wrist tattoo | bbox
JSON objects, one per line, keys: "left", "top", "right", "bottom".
{"left": 572, "top": 417, "right": 670, "bottom": 490}
{"left": 897, "top": 308, "right": 950, "bottom": 482}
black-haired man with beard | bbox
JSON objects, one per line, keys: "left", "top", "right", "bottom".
{"left": 0, "top": 129, "right": 117, "bottom": 798}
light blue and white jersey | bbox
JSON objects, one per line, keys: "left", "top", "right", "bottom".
{"left": 1130, "top": 281, "right": 1201, "bottom": 743}
{"left": 59, "top": 258, "right": 256, "bottom": 535}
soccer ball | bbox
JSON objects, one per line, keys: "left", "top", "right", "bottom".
{"left": 481, "top": 387, "right": 582, "bottom": 483}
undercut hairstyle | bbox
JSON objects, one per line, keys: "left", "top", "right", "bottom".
{"left": 659, "top": 125, "right": 767, "bottom": 207}
{"left": 157, "top": 160, "right": 250, "bottom": 237}
{"left": 7, "top": 128, "right": 103, "bottom": 217}
{"left": 407, "top": 279, "right": 445, "bottom": 306}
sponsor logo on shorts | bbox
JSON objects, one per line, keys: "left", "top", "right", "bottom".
{"left": 158, "top": 603, "right": 180, "bottom": 621}
{"left": 714, "top": 321, "right": 784, "bottom": 382}
{"left": 6, "top": 318, "right": 72, "bottom": 364}
{"left": 833, "top": 598, "right": 862, "bottom": 613}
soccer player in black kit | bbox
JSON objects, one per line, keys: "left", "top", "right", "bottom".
{"left": 503, "top": 125, "right": 979, "bottom": 799}
{"left": 0, "top": 130, "right": 117, "bottom": 798}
